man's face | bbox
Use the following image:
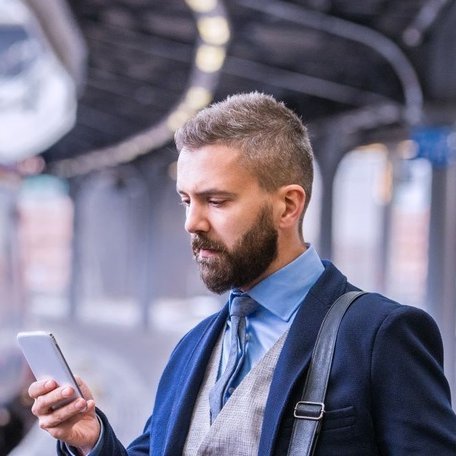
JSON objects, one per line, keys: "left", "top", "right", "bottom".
{"left": 176, "top": 144, "right": 280, "bottom": 293}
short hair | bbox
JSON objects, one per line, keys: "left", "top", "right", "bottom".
{"left": 174, "top": 92, "right": 314, "bottom": 230}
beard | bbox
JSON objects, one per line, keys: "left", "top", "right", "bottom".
{"left": 191, "top": 204, "right": 278, "bottom": 294}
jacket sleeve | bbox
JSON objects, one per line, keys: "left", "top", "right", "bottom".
{"left": 370, "top": 305, "right": 456, "bottom": 454}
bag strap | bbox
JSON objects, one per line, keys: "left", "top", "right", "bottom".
{"left": 287, "top": 291, "right": 367, "bottom": 456}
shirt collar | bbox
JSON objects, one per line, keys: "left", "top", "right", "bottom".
{"left": 229, "top": 244, "right": 324, "bottom": 322}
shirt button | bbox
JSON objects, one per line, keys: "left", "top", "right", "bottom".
{"left": 228, "top": 387, "right": 235, "bottom": 395}
{"left": 245, "top": 334, "right": 251, "bottom": 341}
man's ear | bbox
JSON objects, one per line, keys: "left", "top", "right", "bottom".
{"left": 277, "top": 185, "right": 306, "bottom": 229}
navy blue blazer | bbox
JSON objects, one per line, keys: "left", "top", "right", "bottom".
{"left": 59, "top": 261, "right": 456, "bottom": 455}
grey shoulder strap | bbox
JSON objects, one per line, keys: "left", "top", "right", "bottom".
{"left": 287, "top": 291, "right": 367, "bottom": 456}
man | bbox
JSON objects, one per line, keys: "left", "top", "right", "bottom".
{"left": 29, "top": 93, "right": 456, "bottom": 455}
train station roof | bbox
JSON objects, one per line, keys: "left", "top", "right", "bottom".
{"left": 7, "top": 0, "right": 456, "bottom": 175}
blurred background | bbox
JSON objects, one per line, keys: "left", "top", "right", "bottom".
{"left": 1, "top": 0, "right": 456, "bottom": 453}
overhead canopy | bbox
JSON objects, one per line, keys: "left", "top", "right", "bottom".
{"left": 27, "top": 0, "right": 456, "bottom": 175}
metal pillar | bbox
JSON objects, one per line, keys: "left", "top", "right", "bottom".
{"left": 315, "top": 127, "right": 345, "bottom": 260}
{"left": 427, "top": 164, "right": 456, "bottom": 401}
{"left": 68, "top": 177, "right": 83, "bottom": 320}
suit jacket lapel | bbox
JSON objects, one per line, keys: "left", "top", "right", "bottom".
{"left": 259, "top": 261, "right": 348, "bottom": 454}
{"left": 163, "top": 304, "right": 228, "bottom": 455}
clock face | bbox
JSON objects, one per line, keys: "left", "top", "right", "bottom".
{"left": 0, "top": 0, "right": 77, "bottom": 163}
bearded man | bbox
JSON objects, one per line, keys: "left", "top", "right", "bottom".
{"left": 28, "top": 92, "right": 456, "bottom": 455}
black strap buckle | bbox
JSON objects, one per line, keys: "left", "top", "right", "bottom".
{"left": 293, "top": 401, "right": 325, "bottom": 420}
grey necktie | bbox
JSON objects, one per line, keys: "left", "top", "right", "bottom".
{"left": 209, "top": 294, "right": 258, "bottom": 422}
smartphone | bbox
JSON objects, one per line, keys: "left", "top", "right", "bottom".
{"left": 17, "top": 331, "right": 83, "bottom": 408}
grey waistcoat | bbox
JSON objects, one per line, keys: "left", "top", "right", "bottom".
{"left": 183, "top": 329, "right": 289, "bottom": 456}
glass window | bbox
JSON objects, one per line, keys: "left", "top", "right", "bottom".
{"left": 384, "top": 157, "right": 431, "bottom": 308}
{"left": 332, "top": 144, "right": 431, "bottom": 308}
{"left": 333, "top": 146, "right": 389, "bottom": 292}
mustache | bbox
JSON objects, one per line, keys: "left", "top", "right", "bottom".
{"left": 191, "top": 234, "right": 227, "bottom": 254}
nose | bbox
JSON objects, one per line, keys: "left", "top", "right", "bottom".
{"left": 184, "top": 202, "right": 210, "bottom": 234}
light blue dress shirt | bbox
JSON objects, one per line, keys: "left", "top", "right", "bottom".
{"left": 221, "top": 244, "right": 324, "bottom": 397}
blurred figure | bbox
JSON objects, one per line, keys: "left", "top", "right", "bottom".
{"left": 28, "top": 93, "right": 456, "bottom": 455}
{"left": 0, "top": 354, "right": 35, "bottom": 455}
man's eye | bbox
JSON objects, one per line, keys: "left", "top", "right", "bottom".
{"left": 209, "top": 200, "right": 225, "bottom": 207}
{"left": 180, "top": 200, "right": 190, "bottom": 207}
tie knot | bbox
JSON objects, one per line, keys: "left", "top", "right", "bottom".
{"left": 230, "top": 295, "right": 258, "bottom": 318}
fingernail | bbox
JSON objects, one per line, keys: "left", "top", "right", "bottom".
{"left": 45, "top": 379, "right": 55, "bottom": 388}
{"left": 62, "top": 387, "right": 74, "bottom": 397}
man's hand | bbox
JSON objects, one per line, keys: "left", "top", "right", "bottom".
{"left": 28, "top": 376, "right": 100, "bottom": 455}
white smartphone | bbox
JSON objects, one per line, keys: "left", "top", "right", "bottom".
{"left": 17, "top": 331, "right": 83, "bottom": 408}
